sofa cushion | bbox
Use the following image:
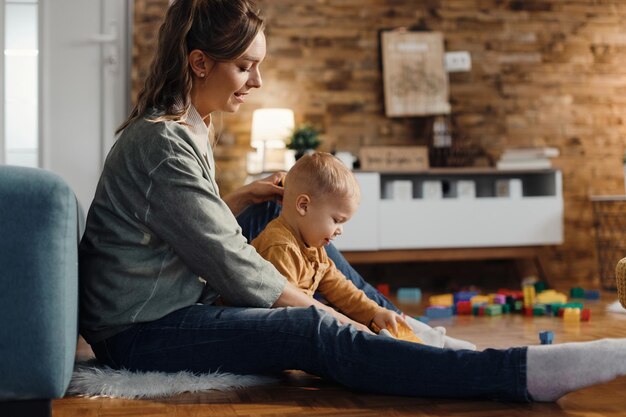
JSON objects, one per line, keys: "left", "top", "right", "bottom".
{"left": 0, "top": 166, "right": 78, "bottom": 400}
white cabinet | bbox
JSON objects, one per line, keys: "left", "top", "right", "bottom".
{"left": 333, "top": 172, "right": 380, "bottom": 250}
{"left": 334, "top": 169, "right": 563, "bottom": 251}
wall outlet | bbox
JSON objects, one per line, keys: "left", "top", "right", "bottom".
{"left": 445, "top": 51, "right": 472, "bottom": 72}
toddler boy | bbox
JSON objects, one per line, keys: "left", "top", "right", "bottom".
{"left": 252, "top": 152, "right": 474, "bottom": 349}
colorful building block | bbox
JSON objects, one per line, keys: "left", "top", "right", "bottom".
{"left": 533, "top": 305, "right": 547, "bottom": 316}
{"left": 376, "top": 283, "right": 390, "bottom": 297}
{"left": 429, "top": 294, "right": 454, "bottom": 307}
{"left": 454, "top": 291, "right": 478, "bottom": 304}
{"left": 397, "top": 287, "right": 422, "bottom": 303}
{"left": 497, "top": 289, "right": 524, "bottom": 300}
{"left": 456, "top": 301, "right": 473, "bottom": 315}
{"left": 536, "top": 290, "right": 568, "bottom": 304}
{"left": 581, "top": 308, "right": 591, "bottom": 321}
{"left": 492, "top": 294, "right": 507, "bottom": 305}
{"left": 584, "top": 290, "right": 600, "bottom": 300}
{"left": 539, "top": 331, "right": 554, "bottom": 345}
{"left": 563, "top": 307, "right": 581, "bottom": 322}
{"left": 534, "top": 281, "right": 548, "bottom": 293}
{"left": 485, "top": 305, "right": 503, "bottom": 316}
{"left": 546, "top": 303, "right": 564, "bottom": 316}
{"left": 570, "top": 287, "right": 585, "bottom": 299}
{"left": 425, "top": 306, "right": 453, "bottom": 319}
{"left": 523, "top": 285, "right": 536, "bottom": 307}
{"left": 562, "top": 302, "right": 584, "bottom": 309}
{"left": 470, "top": 295, "right": 490, "bottom": 306}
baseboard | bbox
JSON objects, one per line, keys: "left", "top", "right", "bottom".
{"left": 0, "top": 399, "right": 51, "bottom": 417}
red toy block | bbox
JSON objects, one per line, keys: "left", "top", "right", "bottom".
{"left": 456, "top": 301, "right": 472, "bottom": 315}
{"left": 581, "top": 308, "right": 591, "bottom": 321}
{"left": 376, "top": 283, "right": 390, "bottom": 297}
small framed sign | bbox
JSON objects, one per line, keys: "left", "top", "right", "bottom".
{"left": 381, "top": 30, "right": 450, "bottom": 117}
{"left": 359, "top": 146, "right": 429, "bottom": 172}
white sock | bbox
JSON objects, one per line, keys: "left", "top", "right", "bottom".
{"left": 443, "top": 334, "right": 477, "bottom": 351}
{"left": 379, "top": 329, "right": 394, "bottom": 339}
{"left": 403, "top": 316, "right": 445, "bottom": 348}
{"left": 404, "top": 316, "right": 476, "bottom": 350}
{"left": 527, "top": 338, "right": 626, "bottom": 401}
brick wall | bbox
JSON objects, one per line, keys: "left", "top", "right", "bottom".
{"left": 133, "top": 0, "right": 626, "bottom": 289}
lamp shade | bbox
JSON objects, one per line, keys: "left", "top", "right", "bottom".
{"left": 250, "top": 108, "right": 295, "bottom": 149}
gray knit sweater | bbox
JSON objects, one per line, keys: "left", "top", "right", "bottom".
{"left": 78, "top": 111, "right": 286, "bottom": 344}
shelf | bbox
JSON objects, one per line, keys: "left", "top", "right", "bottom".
{"left": 334, "top": 170, "right": 563, "bottom": 252}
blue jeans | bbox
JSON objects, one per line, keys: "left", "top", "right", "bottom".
{"left": 90, "top": 202, "right": 530, "bottom": 401}
{"left": 92, "top": 305, "right": 528, "bottom": 400}
{"left": 236, "top": 201, "right": 401, "bottom": 313}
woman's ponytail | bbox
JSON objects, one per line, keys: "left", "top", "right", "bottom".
{"left": 117, "top": 0, "right": 262, "bottom": 134}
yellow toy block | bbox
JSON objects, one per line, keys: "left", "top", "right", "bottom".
{"left": 470, "top": 295, "right": 490, "bottom": 306}
{"left": 429, "top": 294, "right": 454, "bottom": 307}
{"left": 563, "top": 307, "right": 581, "bottom": 322}
{"left": 536, "top": 290, "right": 568, "bottom": 304}
{"left": 523, "top": 285, "right": 536, "bottom": 307}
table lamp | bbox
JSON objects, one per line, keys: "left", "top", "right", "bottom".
{"left": 250, "top": 108, "right": 295, "bottom": 172}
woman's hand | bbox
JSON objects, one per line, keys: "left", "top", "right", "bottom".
{"left": 245, "top": 172, "right": 286, "bottom": 205}
{"left": 223, "top": 172, "right": 286, "bottom": 216}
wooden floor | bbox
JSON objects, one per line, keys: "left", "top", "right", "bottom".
{"left": 53, "top": 292, "right": 626, "bottom": 417}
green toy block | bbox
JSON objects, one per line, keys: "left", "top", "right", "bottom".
{"left": 514, "top": 300, "right": 524, "bottom": 312}
{"left": 485, "top": 305, "right": 502, "bottom": 316}
{"left": 502, "top": 304, "right": 511, "bottom": 314}
{"left": 534, "top": 281, "right": 548, "bottom": 293}
{"left": 570, "top": 287, "right": 585, "bottom": 299}
{"left": 563, "top": 302, "right": 584, "bottom": 309}
{"left": 533, "top": 304, "right": 547, "bottom": 316}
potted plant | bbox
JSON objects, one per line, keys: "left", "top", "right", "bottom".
{"left": 286, "top": 124, "right": 322, "bottom": 160}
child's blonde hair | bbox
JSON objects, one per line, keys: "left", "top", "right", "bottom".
{"left": 285, "top": 152, "right": 360, "bottom": 201}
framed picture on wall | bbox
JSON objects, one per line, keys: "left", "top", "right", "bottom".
{"left": 380, "top": 29, "right": 451, "bottom": 117}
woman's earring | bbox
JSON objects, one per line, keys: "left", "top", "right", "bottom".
{"left": 199, "top": 72, "right": 205, "bottom": 78}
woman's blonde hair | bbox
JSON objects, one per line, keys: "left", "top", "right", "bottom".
{"left": 285, "top": 152, "right": 361, "bottom": 201}
{"left": 116, "top": 0, "right": 264, "bottom": 134}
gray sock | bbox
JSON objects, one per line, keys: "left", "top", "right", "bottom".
{"left": 527, "top": 338, "right": 626, "bottom": 401}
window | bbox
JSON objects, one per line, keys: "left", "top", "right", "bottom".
{"left": 4, "top": 0, "right": 38, "bottom": 167}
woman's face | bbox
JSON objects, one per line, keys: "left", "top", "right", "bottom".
{"left": 194, "top": 31, "right": 266, "bottom": 116}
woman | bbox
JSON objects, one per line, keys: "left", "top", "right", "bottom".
{"left": 79, "top": 0, "right": 626, "bottom": 402}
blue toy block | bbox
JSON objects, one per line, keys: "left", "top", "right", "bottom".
{"left": 539, "top": 331, "right": 554, "bottom": 345}
{"left": 453, "top": 291, "right": 478, "bottom": 304}
{"left": 397, "top": 287, "right": 422, "bottom": 303}
{"left": 425, "top": 306, "right": 454, "bottom": 320}
{"left": 584, "top": 289, "right": 600, "bottom": 300}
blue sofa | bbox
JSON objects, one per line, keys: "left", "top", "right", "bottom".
{"left": 0, "top": 165, "right": 79, "bottom": 417}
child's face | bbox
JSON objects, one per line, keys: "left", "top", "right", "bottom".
{"left": 298, "top": 194, "right": 358, "bottom": 248}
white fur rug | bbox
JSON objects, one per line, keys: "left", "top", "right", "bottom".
{"left": 68, "top": 359, "right": 277, "bottom": 399}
